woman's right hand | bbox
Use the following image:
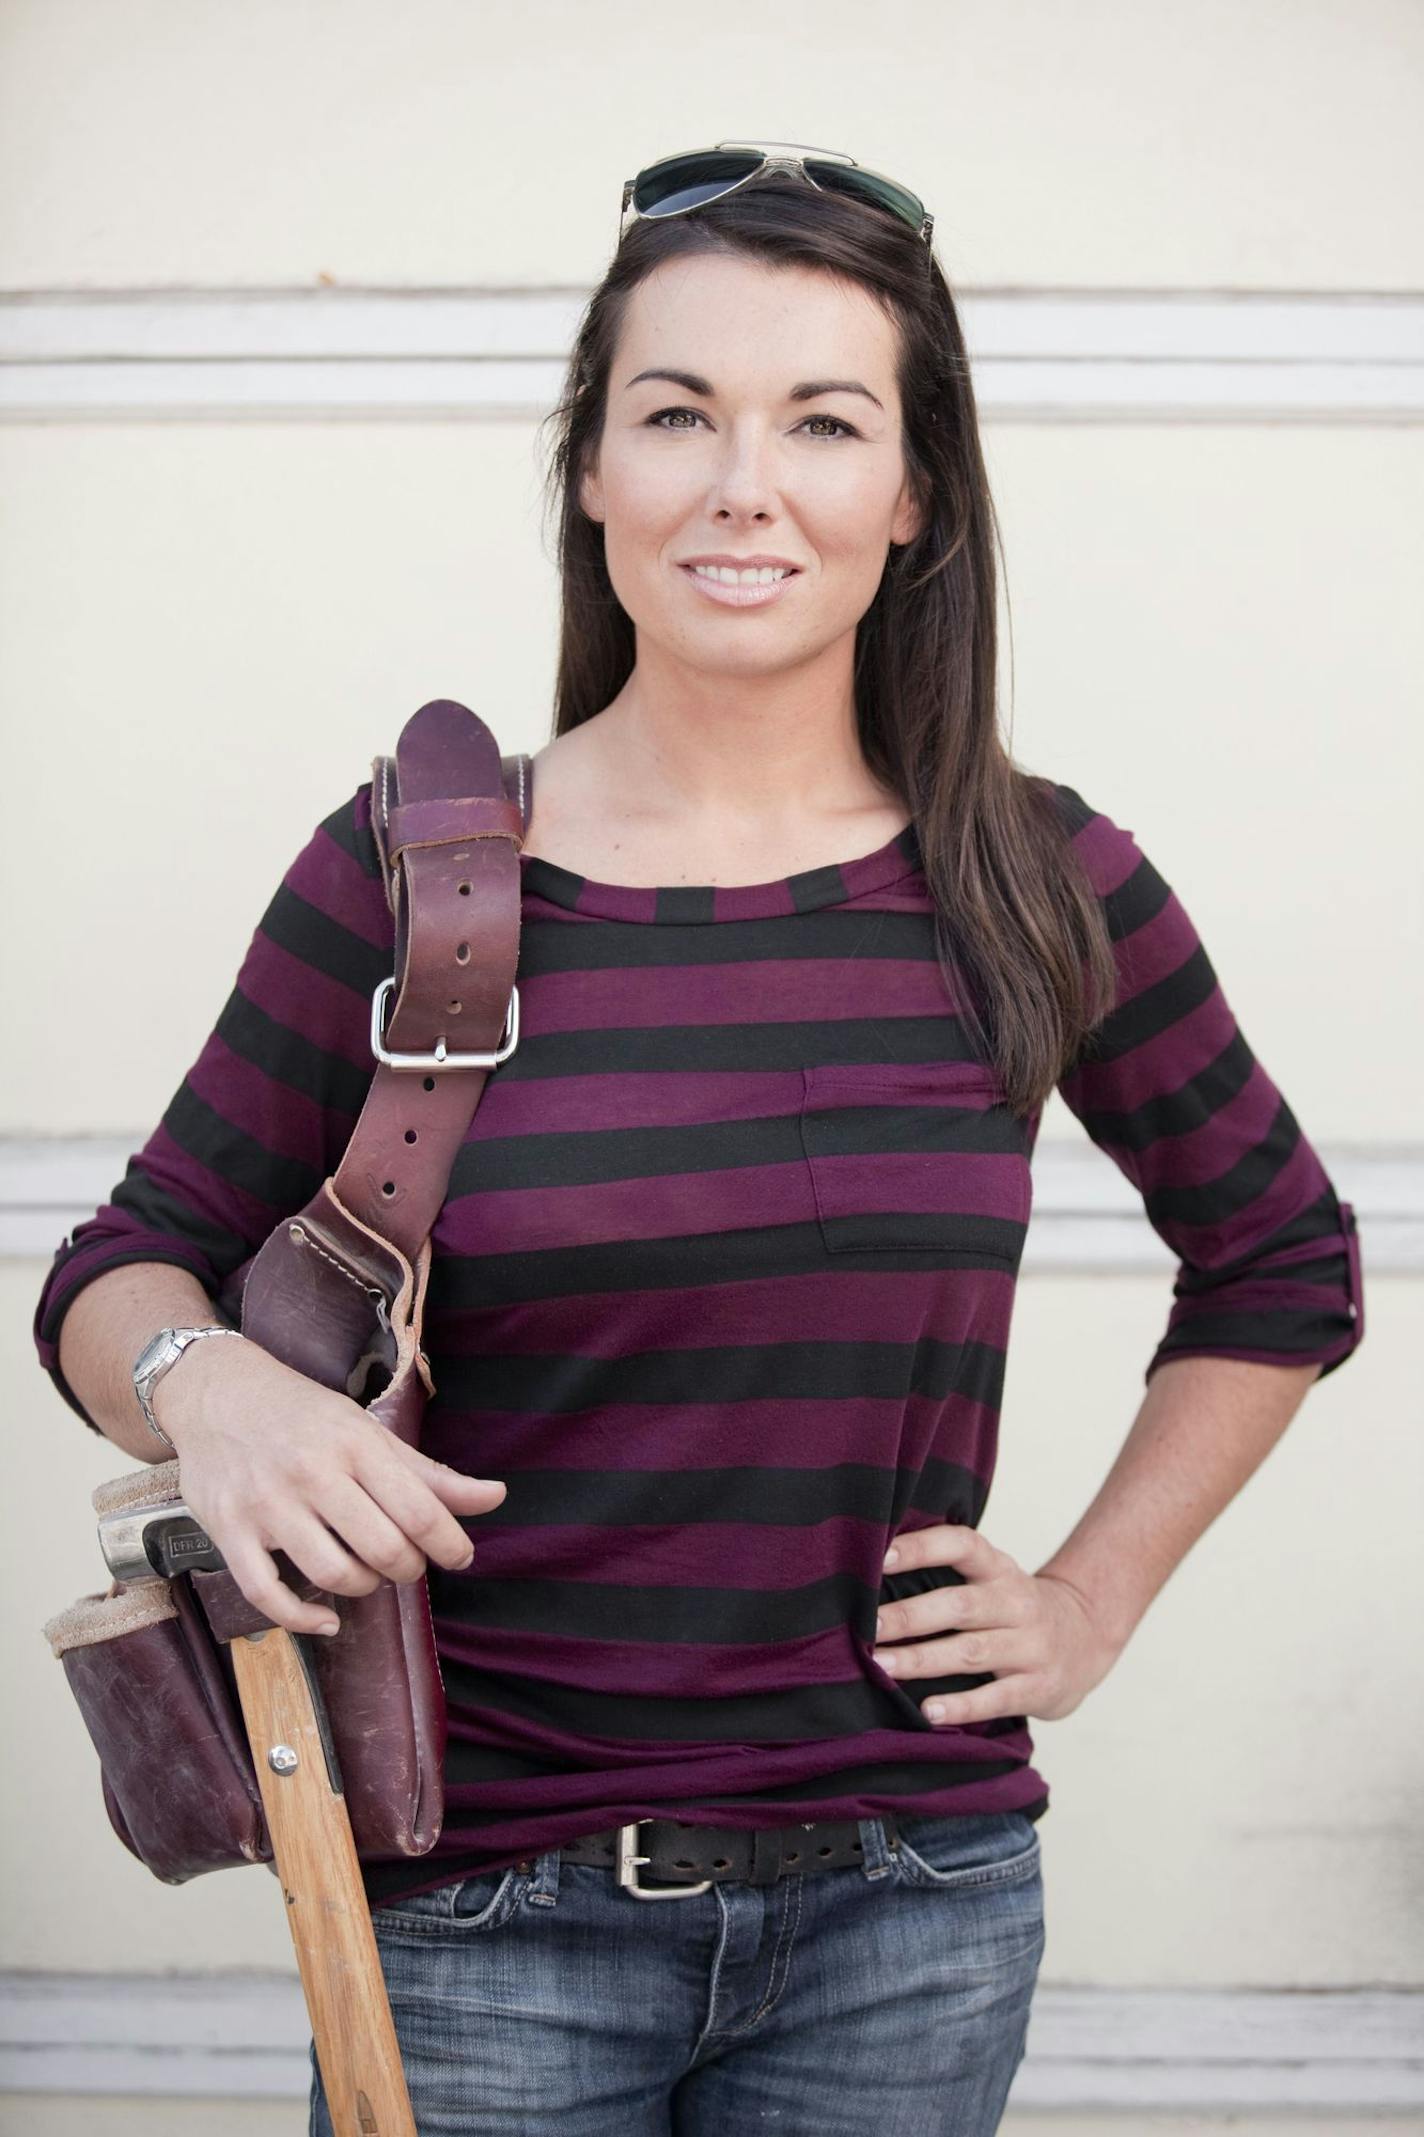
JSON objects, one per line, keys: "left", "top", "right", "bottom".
{"left": 152, "top": 1332, "right": 507, "bottom": 1636}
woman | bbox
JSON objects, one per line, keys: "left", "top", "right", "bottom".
{"left": 36, "top": 143, "right": 1364, "bottom": 2134}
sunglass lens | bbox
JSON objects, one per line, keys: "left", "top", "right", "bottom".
{"left": 632, "top": 150, "right": 763, "bottom": 218}
{"left": 805, "top": 162, "right": 925, "bottom": 234}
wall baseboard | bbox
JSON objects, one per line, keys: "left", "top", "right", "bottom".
{"left": 2, "top": 1134, "right": 1415, "bottom": 1270}
{"left": 2, "top": 287, "right": 1421, "bottom": 424}
{"left": 0, "top": 1973, "right": 1418, "bottom": 2110}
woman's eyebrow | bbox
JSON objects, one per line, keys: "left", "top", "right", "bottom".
{"left": 624, "top": 367, "right": 884, "bottom": 412}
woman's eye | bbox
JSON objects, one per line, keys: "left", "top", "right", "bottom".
{"left": 645, "top": 406, "right": 857, "bottom": 440}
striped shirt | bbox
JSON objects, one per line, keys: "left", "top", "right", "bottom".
{"left": 34, "top": 776, "right": 1365, "bottom": 1905}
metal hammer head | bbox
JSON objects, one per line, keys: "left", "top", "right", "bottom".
{"left": 96, "top": 1497, "right": 229, "bottom": 1586}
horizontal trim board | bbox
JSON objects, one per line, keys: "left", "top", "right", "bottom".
{"left": 1, "top": 1974, "right": 1419, "bottom": 2109}
{"left": 0, "top": 1135, "right": 1415, "bottom": 1270}
{"left": 2, "top": 289, "right": 1422, "bottom": 423}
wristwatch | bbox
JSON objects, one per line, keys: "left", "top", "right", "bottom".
{"left": 132, "top": 1325, "right": 242, "bottom": 1453}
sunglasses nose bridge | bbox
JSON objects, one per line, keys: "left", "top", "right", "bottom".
{"left": 754, "top": 155, "right": 836, "bottom": 199}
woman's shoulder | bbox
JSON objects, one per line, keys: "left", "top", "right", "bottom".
{"left": 271, "top": 779, "right": 393, "bottom": 947}
{"left": 311, "top": 777, "right": 385, "bottom": 884}
{"left": 1026, "top": 773, "right": 1145, "bottom": 899}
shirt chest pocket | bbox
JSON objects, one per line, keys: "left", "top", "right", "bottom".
{"left": 798, "top": 1061, "right": 1031, "bottom": 1266}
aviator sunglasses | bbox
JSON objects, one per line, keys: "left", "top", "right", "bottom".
{"left": 620, "top": 141, "right": 934, "bottom": 248}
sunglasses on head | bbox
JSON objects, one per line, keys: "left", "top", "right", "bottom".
{"left": 620, "top": 141, "right": 934, "bottom": 249}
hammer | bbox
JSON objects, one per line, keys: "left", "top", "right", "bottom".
{"left": 97, "top": 1487, "right": 418, "bottom": 2137}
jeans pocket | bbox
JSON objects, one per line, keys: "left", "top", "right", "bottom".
{"left": 371, "top": 1863, "right": 526, "bottom": 1938}
{"left": 892, "top": 1809, "right": 1042, "bottom": 1892}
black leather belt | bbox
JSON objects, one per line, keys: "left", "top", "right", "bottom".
{"left": 556, "top": 1813, "right": 902, "bottom": 1896}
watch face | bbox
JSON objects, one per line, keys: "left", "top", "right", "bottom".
{"left": 134, "top": 1330, "right": 177, "bottom": 1384}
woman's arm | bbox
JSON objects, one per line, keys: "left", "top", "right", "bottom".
{"left": 870, "top": 788, "right": 1364, "bottom": 1721}
{"left": 58, "top": 1260, "right": 242, "bottom": 1464}
{"left": 1049, "top": 782, "right": 1362, "bottom": 1385}
{"left": 873, "top": 1353, "right": 1322, "bottom": 1721}
{"left": 1030, "top": 1351, "right": 1320, "bottom": 1661}
{"left": 36, "top": 783, "right": 512, "bottom": 1635}
{"left": 34, "top": 783, "right": 395, "bottom": 1435}
{"left": 56, "top": 1244, "right": 507, "bottom": 1642}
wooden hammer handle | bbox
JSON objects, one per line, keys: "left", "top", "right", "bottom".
{"left": 230, "top": 1627, "right": 416, "bottom": 2137}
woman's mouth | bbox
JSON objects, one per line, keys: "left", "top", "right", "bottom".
{"left": 678, "top": 563, "right": 801, "bottom": 609}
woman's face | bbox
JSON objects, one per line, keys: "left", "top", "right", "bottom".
{"left": 579, "top": 254, "right": 925, "bottom": 686}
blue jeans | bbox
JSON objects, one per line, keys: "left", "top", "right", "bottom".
{"left": 309, "top": 1809, "right": 1045, "bottom": 2136}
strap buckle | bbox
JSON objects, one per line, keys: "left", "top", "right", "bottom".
{"left": 615, "top": 1820, "right": 713, "bottom": 1900}
{"left": 369, "top": 976, "right": 519, "bottom": 1072}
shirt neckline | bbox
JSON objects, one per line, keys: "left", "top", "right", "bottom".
{"left": 519, "top": 818, "right": 924, "bottom": 923}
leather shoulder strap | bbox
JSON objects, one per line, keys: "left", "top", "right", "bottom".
{"left": 371, "top": 747, "right": 532, "bottom": 910}
{"left": 235, "top": 707, "right": 529, "bottom": 1398}
{"left": 333, "top": 706, "right": 527, "bottom": 1266}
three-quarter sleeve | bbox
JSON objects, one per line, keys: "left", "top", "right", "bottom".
{"left": 1049, "top": 782, "right": 1364, "bottom": 1386}
{"left": 33, "top": 783, "right": 394, "bottom": 1431}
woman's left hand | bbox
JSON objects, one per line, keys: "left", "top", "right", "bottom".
{"left": 872, "top": 1524, "right": 1122, "bottom": 1725}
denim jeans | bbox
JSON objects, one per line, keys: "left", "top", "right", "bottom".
{"left": 308, "top": 1808, "right": 1045, "bottom": 2136}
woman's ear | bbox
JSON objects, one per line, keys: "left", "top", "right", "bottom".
{"left": 890, "top": 462, "right": 932, "bottom": 550}
{"left": 579, "top": 460, "right": 604, "bottom": 525}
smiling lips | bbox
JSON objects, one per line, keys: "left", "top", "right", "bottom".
{"left": 679, "top": 561, "right": 801, "bottom": 609}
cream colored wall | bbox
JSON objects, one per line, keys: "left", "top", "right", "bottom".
{"left": 3, "top": 0, "right": 1420, "bottom": 2123}
{"left": 2, "top": 0, "right": 1420, "bottom": 290}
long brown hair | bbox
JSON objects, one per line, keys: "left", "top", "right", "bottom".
{"left": 537, "top": 171, "right": 1118, "bottom": 1116}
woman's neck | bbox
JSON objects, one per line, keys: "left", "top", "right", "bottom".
{"left": 581, "top": 682, "right": 900, "bottom": 826}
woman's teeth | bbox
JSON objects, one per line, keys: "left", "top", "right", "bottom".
{"left": 689, "top": 564, "right": 792, "bottom": 585}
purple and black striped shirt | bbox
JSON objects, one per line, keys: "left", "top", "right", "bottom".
{"left": 34, "top": 777, "right": 1364, "bottom": 1904}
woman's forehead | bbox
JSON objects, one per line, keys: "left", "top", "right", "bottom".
{"left": 617, "top": 259, "right": 900, "bottom": 384}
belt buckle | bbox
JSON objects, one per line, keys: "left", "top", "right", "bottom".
{"left": 615, "top": 1819, "right": 713, "bottom": 1900}
{"left": 370, "top": 975, "right": 520, "bottom": 1071}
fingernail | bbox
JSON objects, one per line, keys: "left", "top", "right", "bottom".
{"left": 923, "top": 1702, "right": 945, "bottom": 1722}
{"left": 883, "top": 1545, "right": 900, "bottom": 1568}
{"left": 877, "top": 1650, "right": 899, "bottom": 1673}
{"left": 317, "top": 1621, "right": 341, "bottom": 1637}
{"left": 875, "top": 1612, "right": 886, "bottom": 1638}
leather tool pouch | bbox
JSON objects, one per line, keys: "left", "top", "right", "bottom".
{"left": 42, "top": 701, "right": 529, "bottom": 1883}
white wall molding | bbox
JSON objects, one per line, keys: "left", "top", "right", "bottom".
{"left": 1, "top": 1133, "right": 1416, "bottom": 1270}
{"left": 1, "top": 1972, "right": 1419, "bottom": 2111}
{"left": 2, "top": 287, "right": 1422, "bottom": 423}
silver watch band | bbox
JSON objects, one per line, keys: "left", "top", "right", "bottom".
{"left": 133, "top": 1324, "right": 243, "bottom": 1454}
